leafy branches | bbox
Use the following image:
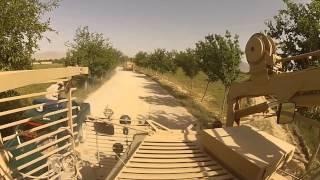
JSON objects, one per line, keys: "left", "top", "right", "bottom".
{"left": 0, "top": 0, "right": 59, "bottom": 70}
{"left": 133, "top": 31, "right": 242, "bottom": 107}
{"left": 133, "top": 49, "right": 177, "bottom": 76}
{"left": 175, "top": 49, "right": 200, "bottom": 90}
{"left": 134, "top": 51, "right": 149, "bottom": 68}
{"left": 195, "top": 31, "right": 242, "bottom": 102}
{"left": 65, "top": 26, "right": 120, "bottom": 77}
{"left": 266, "top": 0, "right": 320, "bottom": 70}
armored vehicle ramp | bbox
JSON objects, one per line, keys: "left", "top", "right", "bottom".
{"left": 115, "top": 131, "right": 237, "bottom": 180}
{"left": 77, "top": 118, "right": 150, "bottom": 179}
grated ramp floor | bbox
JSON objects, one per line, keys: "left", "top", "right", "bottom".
{"left": 116, "top": 131, "right": 237, "bottom": 180}
{"left": 77, "top": 120, "right": 149, "bottom": 179}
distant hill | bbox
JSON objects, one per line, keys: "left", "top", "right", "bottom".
{"left": 239, "top": 61, "right": 249, "bottom": 73}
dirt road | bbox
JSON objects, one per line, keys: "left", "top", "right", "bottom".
{"left": 84, "top": 67, "right": 196, "bottom": 129}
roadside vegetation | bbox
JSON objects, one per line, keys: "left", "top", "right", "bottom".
{"left": 0, "top": 0, "right": 59, "bottom": 71}
{"left": 64, "top": 26, "right": 121, "bottom": 78}
{"left": 32, "top": 63, "right": 64, "bottom": 69}
{"left": 138, "top": 68, "right": 248, "bottom": 127}
{"left": 133, "top": 31, "right": 248, "bottom": 129}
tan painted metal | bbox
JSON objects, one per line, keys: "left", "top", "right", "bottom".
{"left": 77, "top": 117, "right": 150, "bottom": 179}
{"left": 0, "top": 67, "right": 88, "bottom": 179}
{"left": 123, "top": 62, "right": 134, "bottom": 71}
{"left": 227, "top": 33, "right": 320, "bottom": 127}
{"left": 200, "top": 125, "right": 295, "bottom": 180}
{"left": 0, "top": 67, "right": 88, "bottom": 92}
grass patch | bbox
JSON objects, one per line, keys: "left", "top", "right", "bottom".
{"left": 141, "top": 72, "right": 219, "bottom": 127}
{"left": 32, "top": 63, "right": 64, "bottom": 69}
{"left": 139, "top": 68, "right": 248, "bottom": 124}
{"left": 137, "top": 68, "right": 248, "bottom": 127}
{"left": 163, "top": 68, "right": 226, "bottom": 113}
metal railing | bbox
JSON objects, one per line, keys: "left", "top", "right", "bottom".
{"left": 0, "top": 89, "right": 80, "bottom": 179}
{"left": 0, "top": 67, "right": 88, "bottom": 179}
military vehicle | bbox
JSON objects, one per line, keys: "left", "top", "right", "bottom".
{"left": 123, "top": 61, "right": 134, "bottom": 71}
{"left": 0, "top": 33, "right": 320, "bottom": 179}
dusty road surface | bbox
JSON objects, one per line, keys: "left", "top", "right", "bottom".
{"left": 84, "top": 67, "right": 196, "bottom": 129}
{"left": 79, "top": 67, "right": 196, "bottom": 179}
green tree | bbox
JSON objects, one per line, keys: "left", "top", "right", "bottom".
{"left": 65, "top": 26, "right": 120, "bottom": 77}
{"left": 175, "top": 49, "right": 200, "bottom": 91}
{"left": 196, "top": 31, "right": 242, "bottom": 114}
{"left": 0, "top": 0, "right": 59, "bottom": 70}
{"left": 149, "top": 48, "right": 177, "bottom": 76}
{"left": 134, "top": 51, "right": 149, "bottom": 68}
{"left": 266, "top": 0, "right": 320, "bottom": 70}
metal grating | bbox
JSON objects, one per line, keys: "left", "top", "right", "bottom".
{"left": 116, "top": 131, "right": 237, "bottom": 180}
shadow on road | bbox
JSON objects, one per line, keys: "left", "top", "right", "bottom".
{"left": 136, "top": 111, "right": 194, "bottom": 129}
{"left": 131, "top": 71, "right": 195, "bottom": 129}
{"left": 139, "top": 95, "right": 180, "bottom": 107}
{"left": 142, "top": 82, "right": 170, "bottom": 95}
{"left": 133, "top": 74, "right": 170, "bottom": 96}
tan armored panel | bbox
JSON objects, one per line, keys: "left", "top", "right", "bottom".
{"left": 200, "top": 125, "right": 295, "bottom": 180}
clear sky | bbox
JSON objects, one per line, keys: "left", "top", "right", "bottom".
{"left": 35, "top": 0, "right": 287, "bottom": 59}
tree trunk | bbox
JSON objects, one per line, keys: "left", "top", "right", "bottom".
{"left": 201, "top": 81, "right": 210, "bottom": 102}
{"left": 220, "top": 86, "right": 230, "bottom": 119}
{"left": 84, "top": 79, "right": 88, "bottom": 91}
{"left": 189, "top": 78, "right": 194, "bottom": 96}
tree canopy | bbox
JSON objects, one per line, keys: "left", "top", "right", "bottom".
{"left": 149, "top": 48, "right": 177, "bottom": 74}
{"left": 133, "top": 31, "right": 242, "bottom": 103}
{"left": 134, "top": 51, "right": 149, "bottom": 68}
{"left": 266, "top": 0, "right": 320, "bottom": 69}
{"left": 175, "top": 49, "right": 200, "bottom": 90}
{"left": 196, "top": 31, "right": 242, "bottom": 88}
{"left": 65, "top": 26, "right": 120, "bottom": 77}
{"left": 0, "top": 0, "right": 59, "bottom": 70}
{"left": 175, "top": 49, "right": 200, "bottom": 79}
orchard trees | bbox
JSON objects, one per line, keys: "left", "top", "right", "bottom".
{"left": 134, "top": 51, "right": 149, "bottom": 68}
{"left": 175, "top": 49, "right": 200, "bottom": 90}
{"left": 133, "top": 31, "right": 242, "bottom": 113}
{"left": 196, "top": 31, "right": 242, "bottom": 108}
{"left": 65, "top": 26, "right": 120, "bottom": 77}
{"left": 149, "top": 49, "right": 177, "bottom": 76}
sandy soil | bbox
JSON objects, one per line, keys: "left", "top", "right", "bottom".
{"left": 84, "top": 67, "right": 196, "bottom": 129}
